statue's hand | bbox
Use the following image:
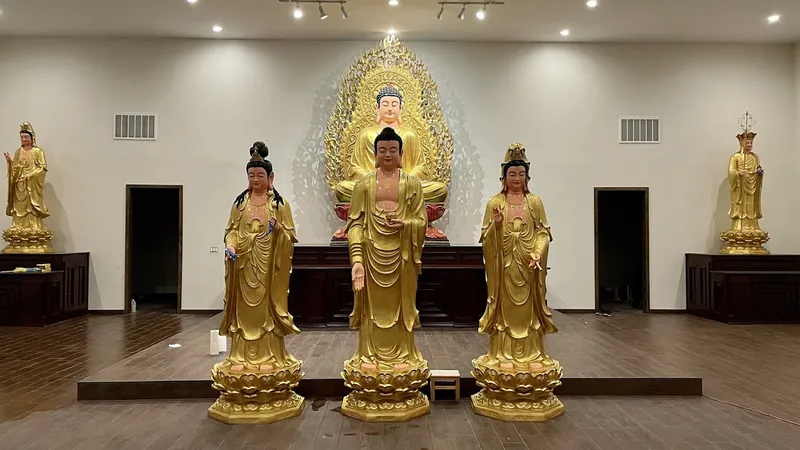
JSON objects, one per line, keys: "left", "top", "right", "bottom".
{"left": 384, "top": 214, "right": 404, "bottom": 229}
{"left": 225, "top": 246, "right": 236, "bottom": 260}
{"left": 492, "top": 206, "right": 503, "bottom": 228}
{"left": 529, "top": 253, "right": 542, "bottom": 270}
{"left": 352, "top": 263, "right": 365, "bottom": 291}
{"left": 269, "top": 216, "right": 279, "bottom": 232}
{"left": 3, "top": 152, "right": 11, "bottom": 164}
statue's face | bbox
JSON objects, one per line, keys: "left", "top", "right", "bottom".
{"left": 743, "top": 139, "right": 753, "bottom": 152}
{"left": 504, "top": 166, "right": 527, "bottom": 192}
{"left": 19, "top": 132, "right": 32, "bottom": 147}
{"left": 375, "top": 140, "right": 401, "bottom": 170}
{"left": 377, "top": 96, "right": 401, "bottom": 124}
{"left": 248, "top": 167, "right": 273, "bottom": 193}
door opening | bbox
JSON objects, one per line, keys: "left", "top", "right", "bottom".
{"left": 125, "top": 185, "right": 182, "bottom": 313}
{"left": 594, "top": 188, "right": 649, "bottom": 313}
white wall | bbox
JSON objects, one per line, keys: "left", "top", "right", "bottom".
{"left": 0, "top": 38, "right": 797, "bottom": 311}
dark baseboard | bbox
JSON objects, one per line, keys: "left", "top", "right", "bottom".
{"left": 89, "top": 310, "right": 127, "bottom": 315}
{"left": 556, "top": 309, "right": 596, "bottom": 314}
{"left": 179, "top": 309, "right": 223, "bottom": 314}
{"left": 647, "top": 309, "right": 687, "bottom": 314}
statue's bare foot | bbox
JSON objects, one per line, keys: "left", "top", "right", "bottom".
{"left": 259, "top": 364, "right": 274, "bottom": 372}
{"left": 230, "top": 365, "right": 245, "bottom": 372}
{"left": 393, "top": 363, "right": 410, "bottom": 372}
{"left": 499, "top": 362, "right": 514, "bottom": 371}
{"left": 361, "top": 362, "right": 378, "bottom": 372}
{"left": 529, "top": 362, "right": 544, "bottom": 372}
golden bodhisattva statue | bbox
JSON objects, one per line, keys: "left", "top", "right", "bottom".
{"left": 471, "top": 144, "right": 564, "bottom": 422}
{"left": 2, "top": 122, "right": 53, "bottom": 253}
{"left": 325, "top": 36, "right": 454, "bottom": 244}
{"left": 720, "top": 112, "right": 769, "bottom": 254}
{"left": 208, "top": 142, "right": 304, "bottom": 424}
{"left": 341, "top": 127, "right": 431, "bottom": 422}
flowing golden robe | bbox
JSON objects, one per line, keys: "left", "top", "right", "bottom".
{"left": 335, "top": 124, "right": 448, "bottom": 203}
{"left": 727, "top": 151, "right": 762, "bottom": 229}
{"left": 6, "top": 147, "right": 49, "bottom": 229}
{"left": 345, "top": 172, "right": 428, "bottom": 370}
{"left": 478, "top": 193, "right": 557, "bottom": 366}
{"left": 220, "top": 193, "right": 300, "bottom": 368}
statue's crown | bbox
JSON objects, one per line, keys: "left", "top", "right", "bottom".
{"left": 736, "top": 111, "right": 757, "bottom": 142}
{"left": 19, "top": 122, "right": 35, "bottom": 140}
{"left": 250, "top": 148, "right": 265, "bottom": 162}
{"left": 502, "top": 143, "right": 529, "bottom": 165}
{"left": 377, "top": 84, "right": 403, "bottom": 104}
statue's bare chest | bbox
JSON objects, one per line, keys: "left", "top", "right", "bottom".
{"left": 375, "top": 176, "right": 400, "bottom": 211}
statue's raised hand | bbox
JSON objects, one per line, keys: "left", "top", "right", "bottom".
{"left": 352, "top": 263, "right": 365, "bottom": 291}
{"left": 3, "top": 152, "right": 11, "bottom": 164}
{"left": 492, "top": 206, "right": 503, "bottom": 228}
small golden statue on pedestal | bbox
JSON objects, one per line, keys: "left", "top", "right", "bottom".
{"left": 325, "top": 36, "right": 454, "bottom": 245}
{"left": 471, "top": 144, "right": 564, "bottom": 422}
{"left": 208, "top": 142, "right": 304, "bottom": 425}
{"left": 341, "top": 127, "right": 431, "bottom": 422}
{"left": 720, "top": 112, "right": 769, "bottom": 255}
{"left": 2, "top": 122, "right": 53, "bottom": 254}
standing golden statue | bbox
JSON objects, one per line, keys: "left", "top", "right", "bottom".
{"left": 341, "top": 127, "right": 431, "bottom": 422}
{"left": 208, "top": 142, "right": 304, "bottom": 424}
{"left": 325, "top": 36, "right": 453, "bottom": 244}
{"left": 720, "top": 112, "right": 769, "bottom": 255}
{"left": 471, "top": 144, "right": 564, "bottom": 422}
{"left": 2, "top": 122, "right": 53, "bottom": 254}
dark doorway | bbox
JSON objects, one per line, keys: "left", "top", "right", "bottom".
{"left": 594, "top": 188, "right": 649, "bottom": 313}
{"left": 125, "top": 185, "right": 182, "bottom": 313}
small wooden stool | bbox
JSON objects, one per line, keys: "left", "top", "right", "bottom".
{"left": 429, "top": 369, "right": 461, "bottom": 402}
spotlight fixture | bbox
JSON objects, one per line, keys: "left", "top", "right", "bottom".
{"left": 586, "top": 0, "right": 597, "bottom": 8}
{"left": 767, "top": 14, "right": 780, "bottom": 24}
{"left": 437, "top": 2, "right": 505, "bottom": 20}
{"left": 560, "top": 28, "right": 570, "bottom": 36}
{"left": 212, "top": 25, "right": 223, "bottom": 33}
{"left": 278, "top": 0, "right": 349, "bottom": 19}
{"left": 389, "top": 0, "right": 399, "bottom": 5}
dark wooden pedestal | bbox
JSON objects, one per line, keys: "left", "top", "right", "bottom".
{"left": 0, "top": 253, "right": 90, "bottom": 326}
{"left": 686, "top": 253, "right": 800, "bottom": 323}
{"left": 289, "top": 245, "right": 487, "bottom": 327}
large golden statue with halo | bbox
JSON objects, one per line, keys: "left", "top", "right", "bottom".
{"left": 208, "top": 142, "right": 304, "bottom": 425}
{"left": 325, "top": 35, "right": 454, "bottom": 244}
{"left": 340, "top": 127, "right": 431, "bottom": 422}
{"left": 3, "top": 122, "right": 54, "bottom": 254}
{"left": 719, "top": 112, "right": 769, "bottom": 255}
{"left": 471, "top": 143, "right": 564, "bottom": 422}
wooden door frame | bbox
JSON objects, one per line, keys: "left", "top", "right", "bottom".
{"left": 124, "top": 184, "right": 184, "bottom": 314}
{"left": 593, "top": 187, "right": 650, "bottom": 313}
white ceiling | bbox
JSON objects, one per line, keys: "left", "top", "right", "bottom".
{"left": 0, "top": 0, "right": 798, "bottom": 43}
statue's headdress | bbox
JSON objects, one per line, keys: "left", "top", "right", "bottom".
{"left": 736, "top": 111, "right": 757, "bottom": 146}
{"left": 500, "top": 143, "right": 530, "bottom": 178}
{"left": 19, "top": 122, "right": 36, "bottom": 143}
{"left": 236, "top": 141, "right": 283, "bottom": 209}
{"left": 376, "top": 85, "right": 403, "bottom": 106}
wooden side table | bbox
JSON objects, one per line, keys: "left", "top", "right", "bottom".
{"left": 429, "top": 369, "right": 460, "bottom": 402}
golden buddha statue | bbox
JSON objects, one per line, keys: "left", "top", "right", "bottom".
{"left": 720, "top": 112, "right": 769, "bottom": 254}
{"left": 208, "top": 142, "right": 304, "bottom": 425}
{"left": 2, "top": 122, "right": 54, "bottom": 254}
{"left": 471, "top": 143, "right": 564, "bottom": 422}
{"left": 325, "top": 36, "right": 454, "bottom": 243}
{"left": 341, "top": 127, "right": 431, "bottom": 422}
{"left": 334, "top": 85, "right": 448, "bottom": 203}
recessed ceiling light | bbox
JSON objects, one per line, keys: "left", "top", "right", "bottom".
{"left": 389, "top": 0, "right": 399, "bottom": 6}
{"left": 388, "top": 28, "right": 396, "bottom": 35}
{"left": 560, "top": 29, "right": 570, "bottom": 36}
{"left": 212, "top": 25, "right": 222, "bottom": 33}
{"left": 187, "top": 0, "right": 198, "bottom": 4}
{"left": 767, "top": 14, "right": 780, "bottom": 24}
{"left": 586, "top": 0, "right": 598, "bottom": 8}
{"left": 293, "top": 3, "right": 303, "bottom": 19}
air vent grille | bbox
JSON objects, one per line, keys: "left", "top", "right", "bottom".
{"left": 620, "top": 117, "right": 660, "bottom": 144}
{"left": 114, "top": 113, "right": 157, "bottom": 140}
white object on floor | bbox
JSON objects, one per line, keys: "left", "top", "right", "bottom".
{"left": 218, "top": 334, "right": 229, "bottom": 353}
{"left": 210, "top": 330, "right": 220, "bottom": 355}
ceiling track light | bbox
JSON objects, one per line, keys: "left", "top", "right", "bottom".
{"left": 437, "top": 1, "right": 504, "bottom": 20}
{"left": 277, "top": 0, "right": 348, "bottom": 19}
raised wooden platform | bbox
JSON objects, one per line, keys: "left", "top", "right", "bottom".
{"left": 77, "top": 311, "right": 702, "bottom": 401}
{"left": 0, "top": 252, "right": 89, "bottom": 326}
{"left": 289, "top": 245, "right": 487, "bottom": 327}
{"left": 686, "top": 253, "right": 800, "bottom": 323}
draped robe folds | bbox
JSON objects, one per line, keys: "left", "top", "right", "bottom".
{"left": 345, "top": 172, "right": 428, "bottom": 370}
{"left": 6, "top": 147, "right": 49, "bottom": 229}
{"left": 219, "top": 193, "right": 300, "bottom": 368}
{"left": 334, "top": 123, "right": 448, "bottom": 203}
{"left": 478, "top": 193, "right": 558, "bottom": 366}
{"left": 727, "top": 151, "right": 763, "bottom": 229}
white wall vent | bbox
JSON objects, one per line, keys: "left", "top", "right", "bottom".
{"left": 619, "top": 116, "right": 660, "bottom": 144}
{"left": 114, "top": 113, "right": 157, "bottom": 140}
